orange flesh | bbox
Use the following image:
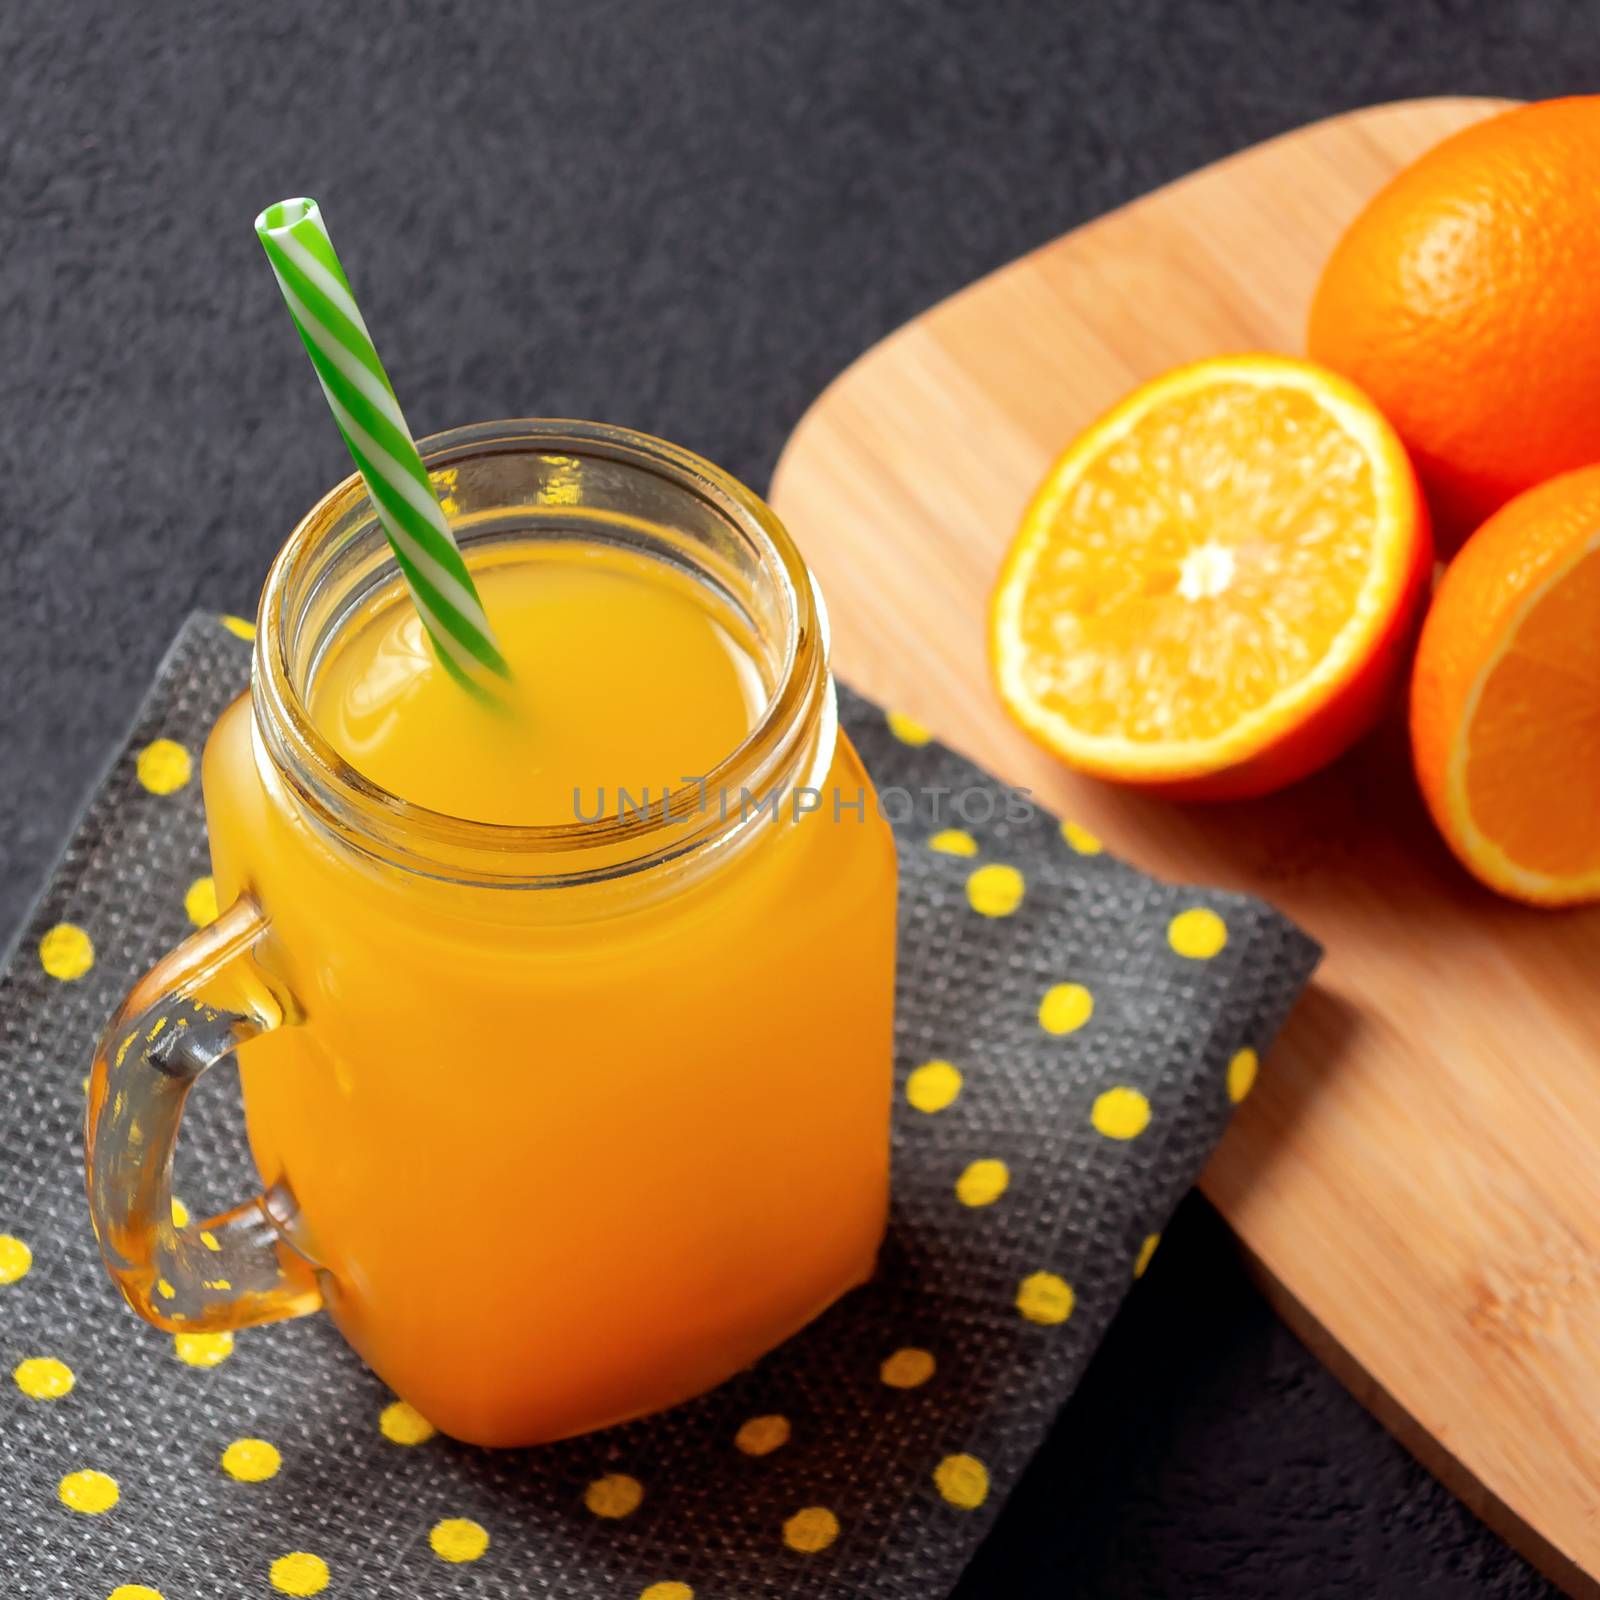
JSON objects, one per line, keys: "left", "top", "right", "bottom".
{"left": 1012, "top": 382, "right": 1380, "bottom": 743}
{"left": 1465, "top": 543, "right": 1600, "bottom": 875}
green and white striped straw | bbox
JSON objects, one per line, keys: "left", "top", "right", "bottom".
{"left": 254, "top": 197, "right": 509, "bottom": 698}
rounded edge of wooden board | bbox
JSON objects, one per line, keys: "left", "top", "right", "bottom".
{"left": 771, "top": 95, "right": 1511, "bottom": 506}
{"left": 768, "top": 93, "right": 1600, "bottom": 1599}
{"left": 1238, "top": 1245, "right": 1599, "bottom": 1600}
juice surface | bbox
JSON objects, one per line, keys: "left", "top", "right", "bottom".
{"left": 204, "top": 540, "right": 897, "bottom": 1445}
{"left": 312, "top": 545, "right": 765, "bottom": 824}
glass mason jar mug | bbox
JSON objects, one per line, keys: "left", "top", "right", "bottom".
{"left": 85, "top": 421, "right": 898, "bottom": 1447}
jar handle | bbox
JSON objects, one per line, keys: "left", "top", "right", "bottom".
{"left": 85, "top": 896, "right": 323, "bottom": 1331}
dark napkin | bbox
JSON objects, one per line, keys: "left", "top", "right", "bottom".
{"left": 0, "top": 613, "right": 1318, "bottom": 1599}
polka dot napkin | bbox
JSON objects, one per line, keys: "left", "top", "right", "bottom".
{"left": 1, "top": 614, "right": 1318, "bottom": 1599}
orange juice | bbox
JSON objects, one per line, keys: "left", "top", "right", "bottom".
{"left": 186, "top": 429, "right": 898, "bottom": 1446}
{"left": 308, "top": 545, "right": 765, "bottom": 825}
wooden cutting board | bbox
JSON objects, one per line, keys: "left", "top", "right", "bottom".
{"left": 770, "top": 97, "right": 1600, "bottom": 1597}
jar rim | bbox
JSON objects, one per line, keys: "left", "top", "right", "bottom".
{"left": 252, "top": 418, "right": 831, "bottom": 887}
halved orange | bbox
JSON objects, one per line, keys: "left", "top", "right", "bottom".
{"left": 1412, "top": 465, "right": 1600, "bottom": 905}
{"left": 990, "top": 354, "right": 1432, "bottom": 800}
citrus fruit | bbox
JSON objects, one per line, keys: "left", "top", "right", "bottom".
{"left": 990, "top": 354, "right": 1431, "bottom": 800}
{"left": 1309, "top": 96, "right": 1600, "bottom": 551}
{"left": 1411, "top": 464, "right": 1600, "bottom": 904}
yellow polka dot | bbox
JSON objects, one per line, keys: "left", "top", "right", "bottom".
{"left": 108, "top": 1588, "right": 166, "bottom": 1600}
{"left": 1228, "top": 1047, "right": 1259, "bottom": 1103}
{"left": 269, "top": 1552, "right": 329, "bottom": 1596}
{"left": 585, "top": 1473, "right": 643, "bottom": 1518}
{"left": 934, "top": 1452, "right": 990, "bottom": 1510}
{"left": 880, "top": 1347, "right": 936, "bottom": 1388}
{"left": 379, "top": 1399, "right": 436, "bottom": 1445}
{"left": 906, "top": 1059, "right": 963, "bottom": 1113}
{"left": 136, "top": 739, "right": 193, "bottom": 795}
{"left": 1038, "top": 982, "right": 1093, "bottom": 1035}
{"left": 200, "top": 1230, "right": 221, "bottom": 1252}
{"left": 39, "top": 923, "right": 94, "bottom": 981}
{"left": 1168, "top": 906, "right": 1227, "bottom": 958}
{"left": 1091, "top": 1086, "right": 1151, "bottom": 1140}
{"left": 1061, "top": 820, "right": 1103, "bottom": 855}
{"left": 735, "top": 1414, "right": 791, "bottom": 1456}
{"left": 1016, "top": 1271, "right": 1075, "bottom": 1326}
{"left": 220, "top": 614, "right": 256, "bottom": 641}
{"left": 221, "top": 1438, "right": 280, "bottom": 1482}
{"left": 156, "top": 1278, "right": 175, "bottom": 1300}
{"left": 966, "top": 863, "right": 1024, "bottom": 917}
{"left": 1134, "top": 1233, "right": 1160, "bottom": 1278}
{"left": 928, "top": 828, "right": 979, "bottom": 857}
{"left": 429, "top": 1518, "right": 489, "bottom": 1562}
{"left": 639, "top": 1586, "right": 693, "bottom": 1600}
{"left": 169, "top": 1198, "right": 190, "bottom": 1228}
{"left": 0, "top": 1234, "right": 32, "bottom": 1284}
{"left": 174, "top": 1330, "right": 234, "bottom": 1368}
{"left": 955, "top": 1158, "right": 1009, "bottom": 1207}
{"left": 886, "top": 709, "right": 932, "bottom": 746}
{"left": 15, "top": 1356, "right": 74, "bottom": 1399}
{"left": 59, "top": 1469, "right": 119, "bottom": 1514}
{"left": 184, "top": 876, "right": 219, "bottom": 928}
{"left": 783, "top": 1505, "right": 840, "bottom": 1553}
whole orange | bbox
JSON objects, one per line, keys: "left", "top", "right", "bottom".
{"left": 1309, "top": 97, "right": 1600, "bottom": 551}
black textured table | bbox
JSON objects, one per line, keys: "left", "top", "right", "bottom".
{"left": 2, "top": 2, "right": 1588, "bottom": 1594}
